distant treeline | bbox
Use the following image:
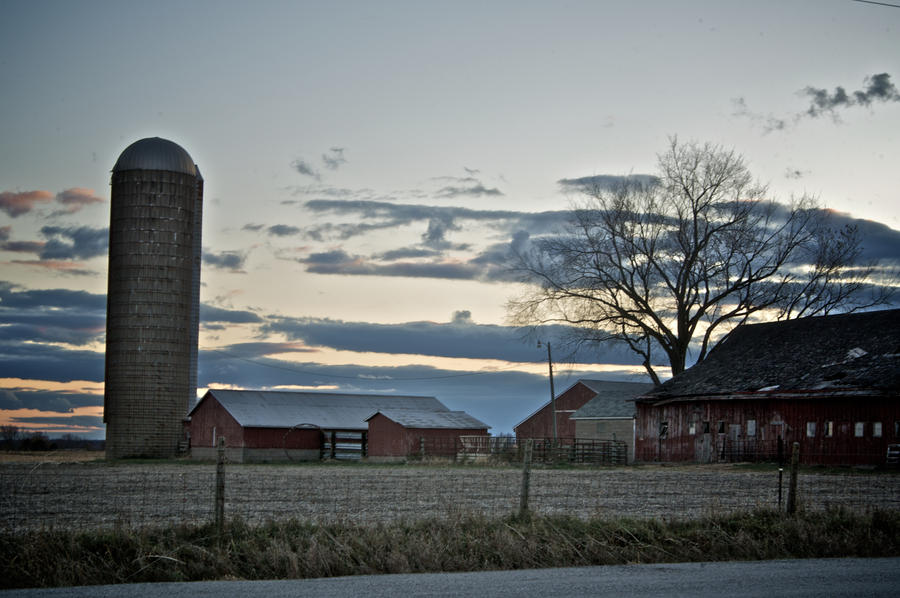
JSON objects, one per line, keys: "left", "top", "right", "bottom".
{"left": 0, "top": 426, "right": 103, "bottom": 452}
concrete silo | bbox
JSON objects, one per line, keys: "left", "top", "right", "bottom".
{"left": 104, "top": 137, "right": 203, "bottom": 458}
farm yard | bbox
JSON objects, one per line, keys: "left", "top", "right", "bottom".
{"left": 3, "top": 460, "right": 899, "bottom": 533}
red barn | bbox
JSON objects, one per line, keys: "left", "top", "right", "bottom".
{"left": 366, "top": 409, "right": 489, "bottom": 462}
{"left": 635, "top": 309, "right": 900, "bottom": 465}
{"left": 515, "top": 379, "right": 650, "bottom": 442}
{"left": 188, "top": 389, "right": 457, "bottom": 462}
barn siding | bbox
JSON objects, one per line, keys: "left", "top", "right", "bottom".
{"left": 368, "top": 414, "right": 488, "bottom": 460}
{"left": 367, "top": 415, "right": 408, "bottom": 458}
{"left": 574, "top": 418, "right": 635, "bottom": 463}
{"left": 636, "top": 395, "right": 900, "bottom": 465}
{"left": 515, "top": 383, "right": 597, "bottom": 440}
{"left": 188, "top": 395, "right": 244, "bottom": 449}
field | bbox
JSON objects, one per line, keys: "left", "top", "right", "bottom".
{"left": 3, "top": 460, "right": 899, "bottom": 533}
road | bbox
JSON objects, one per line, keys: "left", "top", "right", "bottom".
{"left": 2, "top": 558, "right": 897, "bottom": 597}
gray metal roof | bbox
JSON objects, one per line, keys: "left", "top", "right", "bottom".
{"left": 113, "top": 137, "right": 198, "bottom": 175}
{"left": 366, "top": 408, "right": 489, "bottom": 430}
{"left": 569, "top": 380, "right": 655, "bottom": 419}
{"left": 194, "top": 389, "right": 449, "bottom": 430}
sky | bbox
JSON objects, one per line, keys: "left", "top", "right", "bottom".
{"left": 1, "top": 0, "right": 899, "bottom": 440}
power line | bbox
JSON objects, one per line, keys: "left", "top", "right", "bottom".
{"left": 201, "top": 347, "right": 532, "bottom": 382}
{"left": 851, "top": 0, "right": 900, "bottom": 8}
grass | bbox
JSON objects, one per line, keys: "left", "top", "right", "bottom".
{"left": 2, "top": 508, "right": 899, "bottom": 589}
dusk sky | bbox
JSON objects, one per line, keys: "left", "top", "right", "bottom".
{"left": 2, "top": 0, "right": 899, "bottom": 439}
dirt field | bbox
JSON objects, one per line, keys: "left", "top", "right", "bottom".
{"left": 2, "top": 461, "right": 898, "bottom": 533}
{"left": 0, "top": 450, "right": 103, "bottom": 464}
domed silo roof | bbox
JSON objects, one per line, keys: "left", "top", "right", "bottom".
{"left": 112, "top": 137, "right": 197, "bottom": 175}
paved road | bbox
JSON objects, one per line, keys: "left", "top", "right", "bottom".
{"left": 3, "top": 558, "right": 898, "bottom": 597}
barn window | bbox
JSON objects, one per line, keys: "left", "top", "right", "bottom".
{"left": 854, "top": 422, "right": 865, "bottom": 437}
{"left": 717, "top": 421, "right": 726, "bottom": 434}
{"left": 659, "top": 421, "right": 669, "bottom": 439}
{"left": 703, "top": 421, "right": 710, "bottom": 434}
{"left": 806, "top": 422, "right": 816, "bottom": 437}
{"left": 824, "top": 421, "right": 834, "bottom": 438}
{"left": 689, "top": 422, "right": 696, "bottom": 435}
{"left": 873, "top": 422, "right": 882, "bottom": 438}
{"left": 747, "top": 420, "right": 757, "bottom": 437}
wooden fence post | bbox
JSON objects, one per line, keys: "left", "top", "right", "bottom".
{"left": 786, "top": 441, "right": 800, "bottom": 515}
{"left": 215, "top": 436, "right": 226, "bottom": 536}
{"left": 519, "top": 438, "right": 533, "bottom": 517}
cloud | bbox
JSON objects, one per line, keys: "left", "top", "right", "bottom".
{"left": 735, "top": 73, "right": 900, "bottom": 132}
{"left": 54, "top": 188, "right": 105, "bottom": 214}
{"left": 375, "top": 247, "right": 441, "bottom": 261}
{"left": 0, "top": 342, "right": 104, "bottom": 382}
{"left": 291, "top": 158, "right": 321, "bottom": 180}
{"left": 202, "top": 249, "right": 247, "bottom": 271}
{"left": 258, "top": 315, "right": 643, "bottom": 366}
{"left": 0, "top": 190, "right": 53, "bottom": 217}
{"left": 38, "top": 226, "right": 108, "bottom": 260}
{"left": 322, "top": 147, "right": 347, "bottom": 170}
{"left": 803, "top": 72, "right": 900, "bottom": 118}
{"left": 241, "top": 223, "right": 265, "bottom": 232}
{"left": 0, "top": 282, "right": 106, "bottom": 345}
{"left": 435, "top": 184, "right": 504, "bottom": 198}
{"left": 199, "top": 304, "right": 263, "bottom": 325}
{"left": 11, "top": 414, "right": 104, "bottom": 430}
{"left": 267, "top": 224, "right": 301, "bottom": 237}
{"left": 1, "top": 240, "right": 45, "bottom": 254}
{"left": 0, "top": 388, "right": 102, "bottom": 413}
{"left": 557, "top": 174, "right": 659, "bottom": 192}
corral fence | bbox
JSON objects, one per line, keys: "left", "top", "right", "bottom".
{"left": 2, "top": 440, "right": 899, "bottom": 534}
{"left": 401, "top": 436, "right": 627, "bottom": 466}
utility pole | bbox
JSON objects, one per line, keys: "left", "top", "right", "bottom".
{"left": 539, "top": 340, "right": 558, "bottom": 445}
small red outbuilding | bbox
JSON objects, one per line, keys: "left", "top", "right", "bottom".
{"left": 366, "top": 409, "right": 489, "bottom": 461}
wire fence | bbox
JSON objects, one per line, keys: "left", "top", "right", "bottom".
{"left": 2, "top": 459, "right": 899, "bottom": 534}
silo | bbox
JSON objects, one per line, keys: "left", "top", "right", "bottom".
{"left": 104, "top": 137, "right": 203, "bottom": 458}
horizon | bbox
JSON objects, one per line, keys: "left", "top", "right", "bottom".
{"left": 1, "top": 0, "right": 899, "bottom": 441}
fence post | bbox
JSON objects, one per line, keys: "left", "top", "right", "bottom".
{"left": 420, "top": 436, "right": 426, "bottom": 459}
{"left": 215, "top": 436, "right": 226, "bottom": 536}
{"left": 519, "top": 438, "right": 533, "bottom": 517}
{"left": 786, "top": 441, "right": 800, "bottom": 515}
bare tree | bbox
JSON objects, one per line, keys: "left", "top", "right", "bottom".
{"left": 1, "top": 425, "right": 20, "bottom": 449}
{"left": 509, "top": 138, "right": 893, "bottom": 385}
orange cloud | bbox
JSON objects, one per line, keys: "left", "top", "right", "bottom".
{"left": 0, "top": 190, "right": 53, "bottom": 217}
{"left": 55, "top": 188, "right": 105, "bottom": 213}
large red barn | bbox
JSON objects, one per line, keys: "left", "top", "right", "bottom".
{"left": 635, "top": 309, "right": 900, "bottom": 465}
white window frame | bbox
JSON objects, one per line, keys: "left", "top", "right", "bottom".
{"left": 806, "top": 421, "right": 816, "bottom": 438}
{"left": 854, "top": 422, "right": 865, "bottom": 438}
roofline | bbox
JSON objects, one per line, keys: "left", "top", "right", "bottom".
{"left": 569, "top": 416, "right": 634, "bottom": 421}
{"left": 638, "top": 388, "right": 893, "bottom": 406}
{"left": 365, "top": 410, "right": 491, "bottom": 429}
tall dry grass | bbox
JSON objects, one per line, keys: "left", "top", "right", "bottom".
{"left": 2, "top": 508, "right": 898, "bottom": 589}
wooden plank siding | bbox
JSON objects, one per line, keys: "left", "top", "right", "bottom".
{"left": 636, "top": 395, "right": 900, "bottom": 465}
{"left": 515, "top": 383, "right": 597, "bottom": 440}
{"left": 367, "top": 413, "right": 488, "bottom": 460}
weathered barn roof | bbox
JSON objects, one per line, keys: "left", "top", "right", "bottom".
{"left": 113, "top": 137, "right": 198, "bottom": 175}
{"left": 367, "top": 409, "right": 489, "bottom": 430}
{"left": 192, "top": 389, "right": 449, "bottom": 430}
{"left": 642, "top": 308, "right": 900, "bottom": 401}
{"left": 570, "top": 380, "right": 655, "bottom": 419}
